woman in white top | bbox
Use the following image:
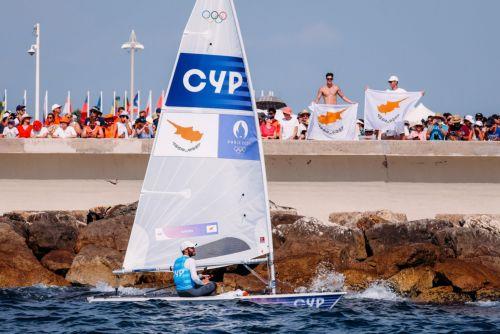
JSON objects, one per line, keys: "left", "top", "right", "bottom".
{"left": 53, "top": 116, "right": 77, "bottom": 138}
{"left": 280, "top": 107, "right": 299, "bottom": 140}
{"left": 31, "top": 120, "right": 49, "bottom": 138}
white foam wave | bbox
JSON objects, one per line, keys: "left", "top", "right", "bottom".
{"left": 347, "top": 281, "right": 403, "bottom": 301}
{"left": 30, "top": 284, "right": 68, "bottom": 290}
{"left": 90, "top": 282, "right": 150, "bottom": 295}
{"left": 294, "top": 263, "right": 345, "bottom": 293}
{"left": 467, "top": 300, "right": 499, "bottom": 307}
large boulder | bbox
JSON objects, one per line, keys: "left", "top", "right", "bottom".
{"left": 364, "top": 219, "right": 451, "bottom": 256}
{"left": 342, "top": 268, "right": 377, "bottom": 290}
{"left": 0, "top": 215, "right": 28, "bottom": 239}
{"left": 329, "top": 210, "right": 407, "bottom": 229}
{"left": 66, "top": 245, "right": 137, "bottom": 287}
{"left": 272, "top": 216, "right": 366, "bottom": 292}
{"left": 434, "top": 260, "right": 500, "bottom": 293}
{"left": 87, "top": 202, "right": 138, "bottom": 223}
{"left": 0, "top": 223, "right": 68, "bottom": 287}
{"left": 26, "top": 212, "right": 86, "bottom": 258}
{"left": 40, "top": 249, "right": 75, "bottom": 276}
{"left": 389, "top": 267, "right": 435, "bottom": 297}
{"left": 416, "top": 286, "right": 472, "bottom": 304}
{"left": 453, "top": 215, "right": 500, "bottom": 260}
{"left": 75, "top": 215, "right": 135, "bottom": 253}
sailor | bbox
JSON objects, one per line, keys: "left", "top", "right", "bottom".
{"left": 173, "top": 241, "right": 216, "bottom": 297}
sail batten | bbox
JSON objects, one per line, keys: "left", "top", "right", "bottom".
{"left": 122, "top": 0, "right": 272, "bottom": 273}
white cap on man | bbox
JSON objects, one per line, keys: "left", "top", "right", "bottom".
{"left": 51, "top": 104, "right": 62, "bottom": 111}
{"left": 464, "top": 115, "right": 474, "bottom": 123}
{"left": 388, "top": 75, "right": 399, "bottom": 82}
{"left": 180, "top": 240, "right": 197, "bottom": 252}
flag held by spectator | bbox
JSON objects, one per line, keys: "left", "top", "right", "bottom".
{"left": 307, "top": 103, "right": 358, "bottom": 140}
{"left": 364, "top": 89, "right": 422, "bottom": 132}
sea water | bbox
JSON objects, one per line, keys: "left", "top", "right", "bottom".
{"left": 1, "top": 284, "right": 498, "bottom": 333}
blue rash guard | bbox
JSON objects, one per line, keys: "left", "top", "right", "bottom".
{"left": 173, "top": 256, "right": 195, "bottom": 291}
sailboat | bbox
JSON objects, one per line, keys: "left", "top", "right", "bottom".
{"left": 88, "top": 0, "right": 344, "bottom": 309}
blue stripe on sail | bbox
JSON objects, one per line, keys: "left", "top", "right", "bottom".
{"left": 169, "top": 101, "right": 252, "bottom": 111}
{"left": 167, "top": 53, "right": 253, "bottom": 111}
{"left": 216, "top": 60, "right": 245, "bottom": 68}
{"left": 219, "top": 95, "right": 252, "bottom": 103}
{"left": 233, "top": 91, "right": 251, "bottom": 97}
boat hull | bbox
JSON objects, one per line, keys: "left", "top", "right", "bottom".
{"left": 88, "top": 292, "right": 345, "bottom": 310}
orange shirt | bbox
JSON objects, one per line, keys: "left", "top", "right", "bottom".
{"left": 104, "top": 123, "right": 118, "bottom": 138}
{"left": 271, "top": 119, "right": 281, "bottom": 135}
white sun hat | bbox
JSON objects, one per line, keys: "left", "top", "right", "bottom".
{"left": 180, "top": 240, "right": 197, "bottom": 252}
{"left": 51, "top": 104, "right": 62, "bottom": 111}
{"left": 388, "top": 75, "right": 399, "bottom": 82}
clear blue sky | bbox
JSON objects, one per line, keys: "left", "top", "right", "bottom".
{"left": 1, "top": 0, "right": 499, "bottom": 116}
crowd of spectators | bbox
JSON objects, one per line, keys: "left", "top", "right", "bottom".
{"left": 1, "top": 103, "right": 499, "bottom": 142}
{"left": 258, "top": 108, "right": 500, "bottom": 141}
{"left": 0, "top": 104, "right": 161, "bottom": 139}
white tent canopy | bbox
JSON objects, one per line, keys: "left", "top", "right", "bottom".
{"left": 405, "top": 103, "right": 435, "bottom": 126}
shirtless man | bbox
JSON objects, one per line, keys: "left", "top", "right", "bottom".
{"left": 314, "top": 72, "right": 355, "bottom": 105}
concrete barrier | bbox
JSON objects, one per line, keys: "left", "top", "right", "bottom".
{"left": 0, "top": 139, "right": 499, "bottom": 183}
{"left": 1, "top": 139, "right": 499, "bottom": 220}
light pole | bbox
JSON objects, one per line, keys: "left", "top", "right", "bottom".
{"left": 27, "top": 23, "right": 40, "bottom": 121}
{"left": 121, "top": 30, "right": 144, "bottom": 118}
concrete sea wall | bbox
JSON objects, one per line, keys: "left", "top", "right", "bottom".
{"left": 1, "top": 139, "right": 499, "bottom": 182}
{"left": 1, "top": 139, "right": 499, "bottom": 220}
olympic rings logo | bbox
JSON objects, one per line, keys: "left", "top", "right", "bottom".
{"left": 202, "top": 10, "right": 227, "bottom": 24}
{"left": 233, "top": 146, "right": 247, "bottom": 154}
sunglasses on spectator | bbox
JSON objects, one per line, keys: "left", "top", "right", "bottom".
{"left": 326, "top": 77, "right": 333, "bottom": 81}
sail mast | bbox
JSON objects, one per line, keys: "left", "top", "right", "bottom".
{"left": 229, "top": 0, "right": 276, "bottom": 295}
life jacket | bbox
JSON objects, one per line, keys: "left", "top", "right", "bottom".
{"left": 173, "top": 256, "right": 194, "bottom": 291}
{"left": 17, "top": 125, "right": 33, "bottom": 138}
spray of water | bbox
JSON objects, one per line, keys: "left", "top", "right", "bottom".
{"left": 90, "top": 282, "right": 149, "bottom": 295}
{"left": 294, "top": 262, "right": 345, "bottom": 293}
{"left": 347, "top": 281, "right": 403, "bottom": 301}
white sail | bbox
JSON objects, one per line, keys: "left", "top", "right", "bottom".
{"left": 122, "top": 0, "right": 272, "bottom": 272}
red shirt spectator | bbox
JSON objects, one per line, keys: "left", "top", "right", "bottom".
{"left": 17, "top": 114, "right": 33, "bottom": 138}
{"left": 260, "top": 118, "right": 277, "bottom": 139}
{"left": 267, "top": 108, "right": 281, "bottom": 137}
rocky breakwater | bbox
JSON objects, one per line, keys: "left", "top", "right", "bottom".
{"left": 0, "top": 202, "right": 498, "bottom": 304}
